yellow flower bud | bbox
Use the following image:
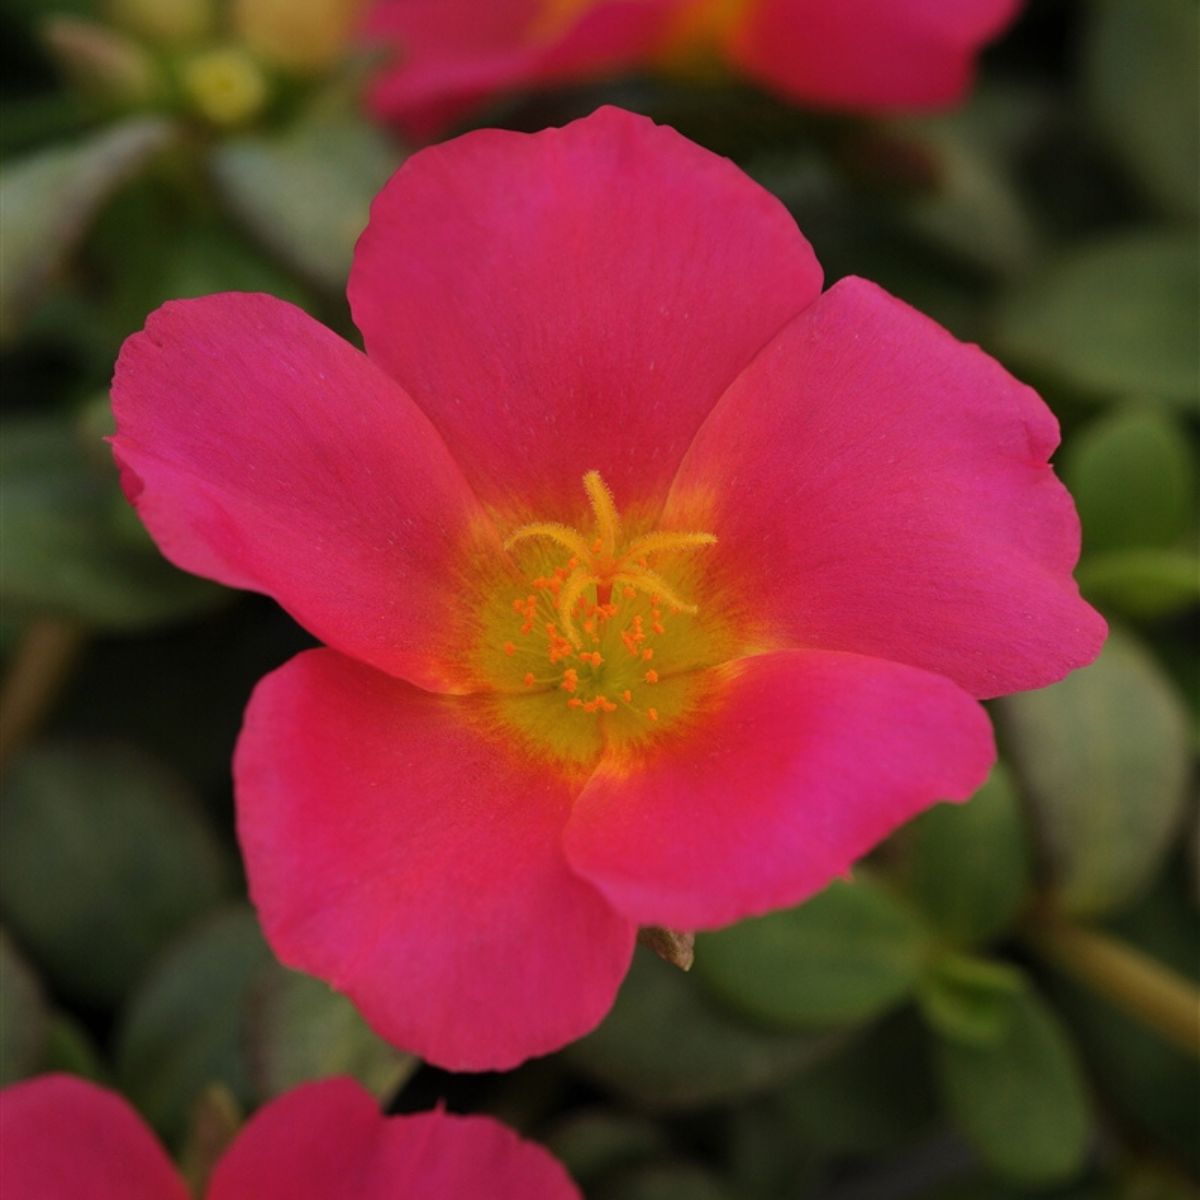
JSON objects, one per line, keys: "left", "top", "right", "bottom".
{"left": 181, "top": 45, "right": 269, "bottom": 127}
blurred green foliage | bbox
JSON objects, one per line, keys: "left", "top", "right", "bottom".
{"left": 1, "top": 1, "right": 1196, "bottom": 1197}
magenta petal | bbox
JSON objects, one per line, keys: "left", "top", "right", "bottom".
{"left": 349, "top": 105, "right": 822, "bottom": 515}
{"left": 733, "top": 0, "right": 1021, "bottom": 111}
{"left": 112, "top": 293, "right": 491, "bottom": 692}
{"left": 234, "top": 649, "right": 635, "bottom": 1071}
{"left": 565, "top": 650, "right": 994, "bottom": 930}
{"left": 208, "top": 1079, "right": 580, "bottom": 1198}
{"left": 666, "top": 276, "right": 1105, "bottom": 699}
{"left": 0, "top": 1075, "right": 187, "bottom": 1200}
{"left": 365, "top": 0, "right": 679, "bottom": 141}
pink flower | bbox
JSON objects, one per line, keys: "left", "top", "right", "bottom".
{"left": 111, "top": 106, "right": 1103, "bottom": 1071}
{"left": 364, "top": 0, "right": 1022, "bottom": 140}
{"left": 0, "top": 1074, "right": 579, "bottom": 1198}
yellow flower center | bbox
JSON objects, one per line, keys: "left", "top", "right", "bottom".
{"left": 472, "top": 471, "right": 727, "bottom": 769}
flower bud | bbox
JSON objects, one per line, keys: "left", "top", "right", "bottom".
{"left": 181, "top": 45, "right": 269, "bottom": 127}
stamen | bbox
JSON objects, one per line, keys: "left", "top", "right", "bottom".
{"left": 556, "top": 566, "right": 599, "bottom": 647}
{"left": 611, "top": 568, "right": 698, "bottom": 616}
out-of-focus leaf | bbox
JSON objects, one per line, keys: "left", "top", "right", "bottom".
{"left": 0, "top": 929, "right": 47, "bottom": 1085}
{"left": 39, "top": 1013, "right": 106, "bottom": 1082}
{"left": 917, "top": 952, "right": 1025, "bottom": 1045}
{"left": 998, "top": 631, "right": 1191, "bottom": 916}
{"left": 595, "top": 1162, "right": 733, "bottom": 1200}
{"left": 776, "top": 1008, "right": 939, "bottom": 1155}
{"left": 244, "top": 962, "right": 417, "bottom": 1104}
{"left": 1077, "top": 549, "right": 1200, "bottom": 620}
{"left": 566, "top": 949, "right": 838, "bottom": 1110}
{"left": 0, "top": 116, "right": 176, "bottom": 341}
{"left": 546, "top": 1110, "right": 668, "bottom": 1187}
{"left": 935, "top": 982, "right": 1090, "bottom": 1186}
{"left": 116, "top": 907, "right": 271, "bottom": 1145}
{"left": 899, "top": 764, "right": 1031, "bottom": 946}
{"left": 179, "top": 1084, "right": 240, "bottom": 1198}
{"left": 211, "top": 111, "right": 400, "bottom": 290}
{"left": 0, "top": 743, "right": 232, "bottom": 1007}
{"left": 1063, "top": 408, "right": 1196, "bottom": 553}
{"left": 1085, "top": 0, "right": 1200, "bottom": 220}
{"left": 0, "top": 414, "right": 225, "bottom": 629}
{"left": 695, "top": 877, "right": 929, "bottom": 1030}
{"left": 992, "top": 231, "right": 1199, "bottom": 407}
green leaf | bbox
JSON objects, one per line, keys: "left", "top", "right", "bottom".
{"left": 998, "top": 630, "right": 1191, "bottom": 916}
{"left": 565, "top": 949, "right": 839, "bottom": 1110}
{"left": 694, "top": 877, "right": 929, "bottom": 1030}
{"left": 934, "top": 980, "right": 1091, "bottom": 1186}
{"left": 39, "top": 1013, "right": 106, "bottom": 1083}
{"left": 0, "top": 116, "right": 176, "bottom": 341}
{"left": 0, "top": 929, "right": 47, "bottom": 1085}
{"left": 899, "top": 764, "right": 1032, "bottom": 946}
{"left": 916, "top": 951, "right": 1025, "bottom": 1045}
{"left": 244, "top": 962, "right": 417, "bottom": 1104}
{"left": 595, "top": 1162, "right": 734, "bottom": 1200}
{"left": 1077, "top": 549, "right": 1200, "bottom": 620}
{"left": 546, "top": 1110, "right": 668, "bottom": 1187}
{"left": 0, "top": 413, "right": 227, "bottom": 630}
{"left": 1062, "top": 408, "right": 1196, "bottom": 553}
{"left": 211, "top": 111, "right": 401, "bottom": 290}
{"left": 0, "top": 742, "right": 232, "bottom": 1007}
{"left": 1085, "top": 0, "right": 1200, "bottom": 220}
{"left": 775, "top": 1008, "right": 940, "bottom": 1155}
{"left": 116, "top": 907, "right": 271, "bottom": 1145}
{"left": 992, "top": 230, "right": 1199, "bottom": 407}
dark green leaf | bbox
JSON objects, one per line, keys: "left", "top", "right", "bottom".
{"left": 116, "top": 907, "right": 271, "bottom": 1145}
{"left": 935, "top": 981, "right": 1091, "bottom": 1185}
{"left": 0, "top": 742, "right": 232, "bottom": 1006}
{"left": 596, "top": 1162, "right": 733, "bottom": 1200}
{"left": 545, "top": 1110, "right": 668, "bottom": 1187}
{"left": 0, "top": 116, "right": 176, "bottom": 341}
{"left": 695, "top": 877, "right": 929, "bottom": 1029}
{"left": 244, "top": 962, "right": 417, "bottom": 1104}
{"left": 917, "top": 951, "right": 1025, "bottom": 1045}
{"left": 998, "top": 631, "right": 1191, "bottom": 916}
{"left": 566, "top": 949, "right": 838, "bottom": 1110}
{"left": 0, "top": 414, "right": 226, "bottom": 629}
{"left": 899, "top": 764, "right": 1031, "bottom": 946}
{"left": 1063, "top": 408, "right": 1196, "bottom": 553}
{"left": 0, "top": 929, "right": 47, "bottom": 1085}
{"left": 38, "top": 1013, "right": 106, "bottom": 1082}
{"left": 211, "top": 111, "right": 400, "bottom": 290}
{"left": 1085, "top": 0, "right": 1200, "bottom": 220}
{"left": 992, "top": 231, "right": 1199, "bottom": 406}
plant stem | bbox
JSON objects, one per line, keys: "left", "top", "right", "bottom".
{"left": 0, "top": 618, "right": 85, "bottom": 774}
{"left": 1026, "top": 915, "right": 1200, "bottom": 1058}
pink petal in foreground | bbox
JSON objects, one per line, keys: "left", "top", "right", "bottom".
{"left": 732, "top": 0, "right": 1021, "bottom": 111}
{"left": 234, "top": 649, "right": 636, "bottom": 1072}
{"left": 208, "top": 1078, "right": 580, "bottom": 1199}
{"left": 349, "top": 105, "right": 822, "bottom": 518}
{"left": 111, "top": 293, "right": 492, "bottom": 693}
{"left": 565, "top": 649, "right": 994, "bottom": 931}
{"left": 0, "top": 1075, "right": 187, "bottom": 1200}
{"left": 665, "top": 276, "right": 1105, "bottom": 700}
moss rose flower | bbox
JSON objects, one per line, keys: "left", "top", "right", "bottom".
{"left": 111, "top": 107, "right": 1104, "bottom": 1070}
{"left": 0, "top": 1075, "right": 579, "bottom": 1197}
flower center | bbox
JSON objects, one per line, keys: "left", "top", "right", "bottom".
{"left": 473, "top": 472, "right": 723, "bottom": 767}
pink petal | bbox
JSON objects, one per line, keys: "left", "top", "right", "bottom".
{"left": 234, "top": 649, "right": 635, "bottom": 1071}
{"left": 0, "top": 1075, "right": 187, "bottom": 1200}
{"left": 349, "top": 105, "right": 822, "bottom": 517}
{"left": 732, "top": 0, "right": 1021, "bottom": 111}
{"left": 111, "top": 293, "right": 491, "bottom": 693}
{"left": 208, "top": 1079, "right": 580, "bottom": 1198}
{"left": 665, "top": 276, "right": 1105, "bottom": 700}
{"left": 365, "top": 0, "right": 680, "bottom": 141}
{"left": 565, "top": 649, "right": 994, "bottom": 930}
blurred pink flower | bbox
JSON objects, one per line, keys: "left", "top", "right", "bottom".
{"left": 364, "top": 0, "right": 1021, "bottom": 139}
{"left": 111, "top": 106, "right": 1102, "bottom": 1071}
{"left": 0, "top": 1074, "right": 580, "bottom": 1198}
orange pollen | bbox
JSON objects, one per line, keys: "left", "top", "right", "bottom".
{"left": 644, "top": 669, "right": 659, "bottom": 684}
{"left": 647, "top": 707, "right": 659, "bottom": 722}
{"left": 503, "top": 641, "right": 516, "bottom": 656}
